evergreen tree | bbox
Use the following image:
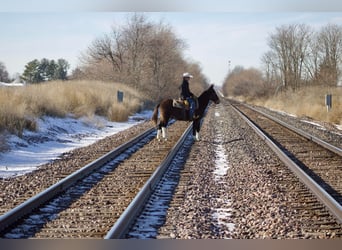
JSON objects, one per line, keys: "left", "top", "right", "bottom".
{"left": 22, "top": 59, "right": 42, "bottom": 83}
{"left": 21, "top": 58, "right": 69, "bottom": 83}
{"left": 47, "top": 60, "right": 58, "bottom": 80}
{"left": 39, "top": 58, "right": 50, "bottom": 81}
{"left": 55, "top": 59, "right": 69, "bottom": 80}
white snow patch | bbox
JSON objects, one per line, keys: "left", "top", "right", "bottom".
{"left": 212, "top": 206, "right": 235, "bottom": 233}
{"left": 212, "top": 110, "right": 234, "bottom": 237}
{"left": 0, "top": 82, "right": 25, "bottom": 87}
{"left": 301, "top": 119, "right": 326, "bottom": 130}
{"left": 267, "top": 107, "right": 297, "bottom": 118}
{"left": 0, "top": 110, "right": 152, "bottom": 178}
{"left": 213, "top": 143, "right": 229, "bottom": 181}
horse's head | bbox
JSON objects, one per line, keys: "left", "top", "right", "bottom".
{"left": 208, "top": 84, "right": 220, "bottom": 104}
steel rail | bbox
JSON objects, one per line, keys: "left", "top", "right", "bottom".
{"left": 105, "top": 122, "right": 193, "bottom": 239}
{"left": 242, "top": 103, "right": 342, "bottom": 156}
{"left": 231, "top": 104, "right": 342, "bottom": 224}
{"left": 0, "top": 127, "right": 155, "bottom": 232}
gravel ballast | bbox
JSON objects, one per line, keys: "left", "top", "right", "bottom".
{"left": 157, "top": 100, "right": 342, "bottom": 239}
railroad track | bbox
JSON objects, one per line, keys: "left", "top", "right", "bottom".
{"left": 0, "top": 120, "right": 192, "bottom": 238}
{"left": 1, "top": 100, "right": 341, "bottom": 239}
{"left": 126, "top": 101, "right": 342, "bottom": 239}
{"left": 231, "top": 101, "right": 342, "bottom": 224}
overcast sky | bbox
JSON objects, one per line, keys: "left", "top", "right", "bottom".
{"left": 0, "top": 1, "right": 341, "bottom": 85}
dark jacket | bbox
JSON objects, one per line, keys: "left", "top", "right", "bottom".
{"left": 180, "top": 79, "right": 194, "bottom": 100}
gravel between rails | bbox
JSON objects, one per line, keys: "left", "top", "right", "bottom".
{"left": 157, "top": 100, "right": 342, "bottom": 239}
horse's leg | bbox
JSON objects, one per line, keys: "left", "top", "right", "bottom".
{"left": 161, "top": 117, "right": 169, "bottom": 140}
{"left": 157, "top": 117, "right": 168, "bottom": 141}
{"left": 193, "top": 120, "right": 201, "bottom": 141}
{"left": 162, "top": 126, "right": 167, "bottom": 140}
{"left": 156, "top": 125, "right": 162, "bottom": 140}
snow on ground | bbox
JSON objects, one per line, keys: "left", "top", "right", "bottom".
{"left": 212, "top": 110, "right": 235, "bottom": 236}
{"left": 267, "top": 106, "right": 342, "bottom": 132}
{"left": 213, "top": 112, "right": 230, "bottom": 181}
{"left": 0, "top": 82, "right": 25, "bottom": 87}
{"left": 0, "top": 110, "right": 152, "bottom": 178}
{"left": 267, "top": 107, "right": 298, "bottom": 118}
{"left": 300, "top": 119, "right": 326, "bottom": 130}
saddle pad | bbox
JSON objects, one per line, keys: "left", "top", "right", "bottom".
{"left": 172, "top": 99, "right": 189, "bottom": 109}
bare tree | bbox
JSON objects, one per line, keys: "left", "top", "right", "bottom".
{"left": 82, "top": 13, "right": 153, "bottom": 89}
{"left": 0, "top": 61, "right": 10, "bottom": 83}
{"left": 304, "top": 32, "right": 321, "bottom": 85}
{"left": 84, "top": 28, "right": 126, "bottom": 81}
{"left": 145, "top": 23, "right": 187, "bottom": 100}
{"left": 316, "top": 23, "right": 342, "bottom": 86}
{"left": 80, "top": 13, "right": 207, "bottom": 100}
{"left": 261, "top": 51, "right": 282, "bottom": 93}
{"left": 121, "top": 13, "right": 153, "bottom": 90}
{"left": 222, "top": 66, "right": 266, "bottom": 99}
{"left": 267, "top": 24, "right": 312, "bottom": 91}
{"left": 222, "top": 66, "right": 243, "bottom": 97}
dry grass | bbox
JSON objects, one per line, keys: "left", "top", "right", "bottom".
{"left": 0, "top": 80, "right": 148, "bottom": 136}
{"left": 257, "top": 86, "right": 342, "bottom": 125}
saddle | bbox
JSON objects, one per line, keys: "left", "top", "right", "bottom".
{"left": 172, "top": 99, "right": 190, "bottom": 110}
{"left": 172, "top": 97, "right": 199, "bottom": 121}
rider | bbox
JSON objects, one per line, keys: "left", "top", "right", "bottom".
{"left": 180, "top": 72, "right": 198, "bottom": 120}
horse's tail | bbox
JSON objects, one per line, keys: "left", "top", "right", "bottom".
{"left": 151, "top": 103, "right": 160, "bottom": 126}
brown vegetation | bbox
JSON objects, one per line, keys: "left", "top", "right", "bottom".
{"left": 0, "top": 80, "right": 148, "bottom": 137}
{"left": 261, "top": 86, "right": 342, "bottom": 125}
{"left": 222, "top": 67, "right": 272, "bottom": 102}
{"left": 222, "top": 23, "right": 342, "bottom": 126}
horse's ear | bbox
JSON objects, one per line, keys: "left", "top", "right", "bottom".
{"left": 210, "top": 84, "right": 214, "bottom": 89}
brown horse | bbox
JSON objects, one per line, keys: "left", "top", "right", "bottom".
{"left": 152, "top": 84, "right": 220, "bottom": 141}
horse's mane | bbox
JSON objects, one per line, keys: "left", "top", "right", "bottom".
{"left": 198, "top": 85, "right": 214, "bottom": 100}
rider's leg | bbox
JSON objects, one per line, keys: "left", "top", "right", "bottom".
{"left": 188, "top": 98, "right": 195, "bottom": 119}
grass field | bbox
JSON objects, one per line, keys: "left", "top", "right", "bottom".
{"left": 0, "top": 80, "right": 149, "bottom": 137}
{"left": 255, "top": 86, "right": 342, "bottom": 126}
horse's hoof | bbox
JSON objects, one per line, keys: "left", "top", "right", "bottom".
{"left": 193, "top": 136, "right": 200, "bottom": 141}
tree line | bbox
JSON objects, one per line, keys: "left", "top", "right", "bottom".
{"left": 21, "top": 58, "right": 70, "bottom": 83}
{"left": 73, "top": 13, "right": 208, "bottom": 101}
{"left": 223, "top": 23, "right": 342, "bottom": 98}
{"left": 0, "top": 59, "right": 69, "bottom": 84}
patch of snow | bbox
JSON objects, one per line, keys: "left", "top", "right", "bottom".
{"left": 267, "top": 107, "right": 297, "bottom": 118}
{"left": 300, "top": 120, "right": 326, "bottom": 130}
{"left": 212, "top": 206, "right": 235, "bottom": 233}
{"left": 0, "top": 82, "right": 25, "bottom": 87}
{"left": 213, "top": 143, "right": 229, "bottom": 181}
{"left": 0, "top": 110, "right": 153, "bottom": 178}
{"left": 211, "top": 110, "right": 234, "bottom": 237}
{"left": 336, "top": 124, "right": 342, "bottom": 131}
